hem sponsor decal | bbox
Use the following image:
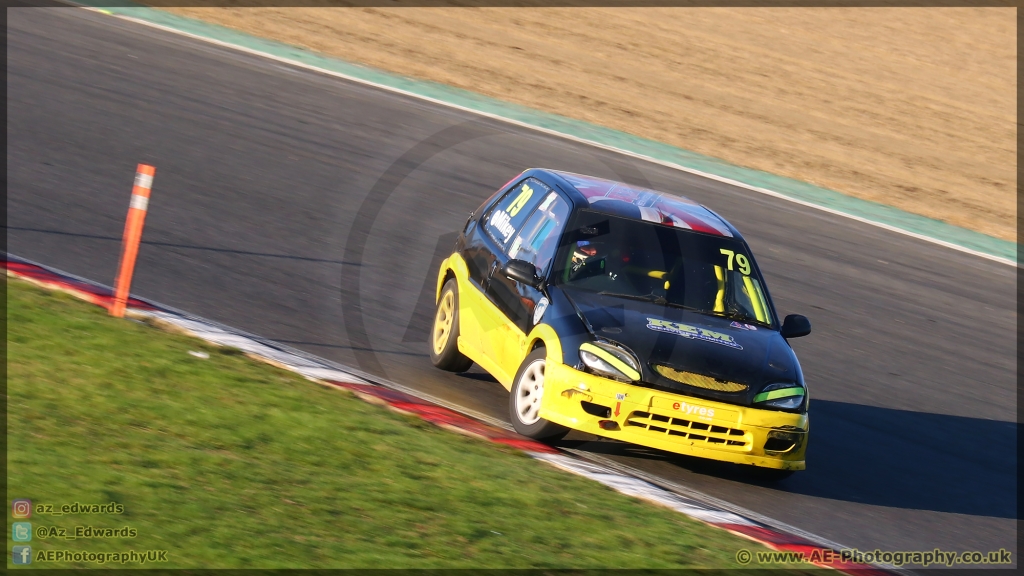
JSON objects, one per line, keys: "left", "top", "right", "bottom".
{"left": 647, "top": 317, "right": 742, "bottom": 350}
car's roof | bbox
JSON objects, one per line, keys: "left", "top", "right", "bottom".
{"left": 533, "top": 169, "right": 739, "bottom": 238}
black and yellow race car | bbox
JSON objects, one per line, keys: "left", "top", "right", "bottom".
{"left": 431, "top": 169, "right": 812, "bottom": 476}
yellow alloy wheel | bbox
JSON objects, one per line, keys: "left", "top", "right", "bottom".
{"left": 514, "top": 358, "right": 545, "bottom": 425}
{"left": 432, "top": 289, "right": 455, "bottom": 356}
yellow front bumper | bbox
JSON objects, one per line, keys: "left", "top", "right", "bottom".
{"left": 538, "top": 362, "right": 808, "bottom": 470}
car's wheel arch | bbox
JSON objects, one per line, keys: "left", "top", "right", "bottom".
{"left": 524, "top": 324, "right": 563, "bottom": 366}
{"left": 436, "top": 268, "right": 456, "bottom": 304}
{"left": 436, "top": 253, "right": 471, "bottom": 304}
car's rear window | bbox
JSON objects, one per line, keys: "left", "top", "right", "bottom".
{"left": 482, "top": 178, "right": 553, "bottom": 250}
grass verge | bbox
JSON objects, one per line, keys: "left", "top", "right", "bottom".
{"left": 7, "top": 277, "right": 798, "bottom": 568}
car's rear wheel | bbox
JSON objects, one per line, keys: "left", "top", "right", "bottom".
{"left": 429, "top": 278, "right": 473, "bottom": 372}
{"left": 509, "top": 348, "right": 569, "bottom": 440}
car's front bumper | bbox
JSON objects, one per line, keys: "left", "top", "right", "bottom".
{"left": 539, "top": 362, "right": 808, "bottom": 470}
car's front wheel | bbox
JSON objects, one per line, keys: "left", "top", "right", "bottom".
{"left": 509, "top": 348, "right": 569, "bottom": 440}
{"left": 429, "top": 278, "right": 473, "bottom": 372}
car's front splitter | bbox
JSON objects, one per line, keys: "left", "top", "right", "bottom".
{"left": 539, "top": 361, "right": 808, "bottom": 470}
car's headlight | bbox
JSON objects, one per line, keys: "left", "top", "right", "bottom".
{"left": 579, "top": 341, "right": 641, "bottom": 382}
{"left": 753, "top": 382, "right": 805, "bottom": 411}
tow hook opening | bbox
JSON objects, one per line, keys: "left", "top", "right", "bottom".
{"left": 598, "top": 420, "right": 620, "bottom": 431}
{"left": 764, "top": 429, "right": 804, "bottom": 454}
{"left": 581, "top": 401, "right": 612, "bottom": 418}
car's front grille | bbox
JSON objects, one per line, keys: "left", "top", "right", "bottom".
{"left": 652, "top": 365, "right": 748, "bottom": 393}
{"left": 625, "top": 410, "right": 749, "bottom": 448}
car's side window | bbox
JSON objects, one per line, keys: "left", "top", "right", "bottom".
{"left": 508, "top": 192, "right": 571, "bottom": 276}
{"left": 482, "top": 178, "right": 552, "bottom": 250}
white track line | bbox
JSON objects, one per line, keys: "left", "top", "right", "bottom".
{"left": 63, "top": 1, "right": 1016, "bottom": 268}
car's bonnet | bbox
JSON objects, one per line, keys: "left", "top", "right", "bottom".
{"left": 555, "top": 287, "right": 803, "bottom": 406}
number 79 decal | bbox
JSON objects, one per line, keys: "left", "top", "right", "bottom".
{"left": 506, "top": 184, "right": 534, "bottom": 217}
{"left": 719, "top": 248, "right": 751, "bottom": 275}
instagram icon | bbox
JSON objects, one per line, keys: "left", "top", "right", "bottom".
{"left": 12, "top": 499, "right": 31, "bottom": 518}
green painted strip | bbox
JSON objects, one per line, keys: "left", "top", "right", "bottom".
{"left": 75, "top": 1, "right": 1016, "bottom": 265}
{"left": 752, "top": 387, "right": 805, "bottom": 404}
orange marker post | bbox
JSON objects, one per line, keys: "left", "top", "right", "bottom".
{"left": 110, "top": 164, "right": 155, "bottom": 317}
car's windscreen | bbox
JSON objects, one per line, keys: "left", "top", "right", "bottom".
{"left": 552, "top": 211, "right": 775, "bottom": 327}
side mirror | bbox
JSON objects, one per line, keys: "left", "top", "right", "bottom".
{"left": 780, "top": 314, "right": 811, "bottom": 338}
{"left": 503, "top": 259, "right": 542, "bottom": 289}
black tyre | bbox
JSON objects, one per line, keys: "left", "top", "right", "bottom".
{"left": 429, "top": 278, "right": 473, "bottom": 372}
{"left": 509, "top": 348, "right": 570, "bottom": 440}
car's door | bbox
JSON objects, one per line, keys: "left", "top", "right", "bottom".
{"left": 458, "top": 212, "right": 499, "bottom": 359}
{"left": 486, "top": 187, "right": 573, "bottom": 378}
{"left": 460, "top": 177, "right": 552, "bottom": 383}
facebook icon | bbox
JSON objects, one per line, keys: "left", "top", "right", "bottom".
{"left": 13, "top": 546, "right": 32, "bottom": 565}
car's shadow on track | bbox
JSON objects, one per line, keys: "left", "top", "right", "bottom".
{"left": 453, "top": 372, "right": 502, "bottom": 383}
{"left": 554, "top": 400, "right": 1017, "bottom": 519}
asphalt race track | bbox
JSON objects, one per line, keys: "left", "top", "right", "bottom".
{"left": 7, "top": 5, "right": 1017, "bottom": 563}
